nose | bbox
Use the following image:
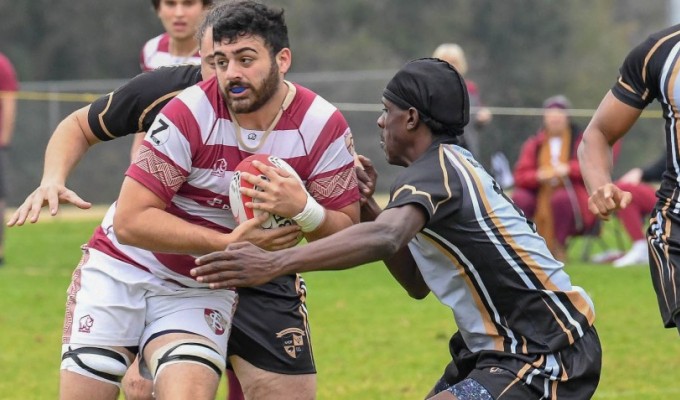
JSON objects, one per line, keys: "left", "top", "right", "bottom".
{"left": 174, "top": 4, "right": 186, "bottom": 16}
{"left": 377, "top": 114, "right": 385, "bottom": 129}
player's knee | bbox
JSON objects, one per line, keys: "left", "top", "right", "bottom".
{"left": 122, "top": 371, "right": 154, "bottom": 400}
{"left": 148, "top": 338, "right": 225, "bottom": 379}
{"left": 61, "top": 344, "right": 132, "bottom": 386}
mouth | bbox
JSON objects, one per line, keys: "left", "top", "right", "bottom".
{"left": 230, "top": 86, "right": 247, "bottom": 94}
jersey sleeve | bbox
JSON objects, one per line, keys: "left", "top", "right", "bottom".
{"left": 611, "top": 36, "right": 659, "bottom": 109}
{"left": 305, "top": 110, "right": 360, "bottom": 211}
{"left": 125, "top": 97, "right": 194, "bottom": 204}
{"left": 87, "top": 65, "right": 200, "bottom": 141}
{"left": 386, "top": 147, "right": 462, "bottom": 225}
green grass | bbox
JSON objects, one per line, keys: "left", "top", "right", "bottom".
{"left": 1, "top": 218, "right": 679, "bottom": 399}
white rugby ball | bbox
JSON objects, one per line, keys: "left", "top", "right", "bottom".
{"left": 229, "top": 154, "right": 302, "bottom": 229}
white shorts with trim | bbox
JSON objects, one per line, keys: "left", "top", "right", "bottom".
{"left": 62, "top": 247, "right": 236, "bottom": 357}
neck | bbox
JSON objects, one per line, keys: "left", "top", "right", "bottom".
{"left": 169, "top": 37, "right": 199, "bottom": 57}
{"left": 234, "top": 81, "right": 290, "bottom": 130}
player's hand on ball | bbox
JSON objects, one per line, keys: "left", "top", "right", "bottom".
{"left": 192, "top": 242, "right": 281, "bottom": 288}
{"left": 241, "top": 160, "right": 308, "bottom": 217}
{"left": 230, "top": 212, "right": 302, "bottom": 251}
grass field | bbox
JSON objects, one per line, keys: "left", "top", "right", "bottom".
{"left": 1, "top": 212, "right": 680, "bottom": 399}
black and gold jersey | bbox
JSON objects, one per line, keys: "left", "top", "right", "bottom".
{"left": 87, "top": 64, "right": 202, "bottom": 141}
{"left": 386, "top": 138, "right": 595, "bottom": 355}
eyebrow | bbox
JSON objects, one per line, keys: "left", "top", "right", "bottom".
{"left": 213, "top": 47, "right": 259, "bottom": 57}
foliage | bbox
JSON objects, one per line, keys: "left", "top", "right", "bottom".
{"left": 1, "top": 217, "right": 680, "bottom": 399}
{"left": 0, "top": 0, "right": 672, "bottom": 203}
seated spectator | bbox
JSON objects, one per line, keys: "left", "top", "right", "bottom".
{"left": 604, "top": 155, "right": 663, "bottom": 267}
{"left": 512, "top": 95, "right": 615, "bottom": 261}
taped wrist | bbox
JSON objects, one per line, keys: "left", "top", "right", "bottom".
{"left": 292, "top": 194, "right": 326, "bottom": 232}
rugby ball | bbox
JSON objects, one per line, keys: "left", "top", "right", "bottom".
{"left": 229, "top": 154, "right": 302, "bottom": 229}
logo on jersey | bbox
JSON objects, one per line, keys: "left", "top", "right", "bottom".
{"left": 212, "top": 158, "right": 228, "bottom": 177}
{"left": 149, "top": 118, "right": 170, "bottom": 146}
{"left": 247, "top": 132, "right": 257, "bottom": 141}
{"left": 204, "top": 309, "right": 226, "bottom": 335}
{"left": 344, "top": 130, "right": 356, "bottom": 156}
{"left": 276, "top": 327, "right": 306, "bottom": 359}
{"left": 207, "top": 197, "right": 230, "bottom": 210}
{"left": 78, "top": 315, "right": 94, "bottom": 333}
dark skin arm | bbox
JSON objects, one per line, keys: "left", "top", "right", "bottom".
{"left": 355, "top": 156, "right": 429, "bottom": 299}
{"left": 577, "top": 91, "right": 643, "bottom": 220}
{"left": 192, "top": 203, "right": 430, "bottom": 298}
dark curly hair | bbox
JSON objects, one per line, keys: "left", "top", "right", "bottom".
{"left": 151, "top": 0, "right": 214, "bottom": 11}
{"left": 211, "top": 1, "right": 289, "bottom": 57}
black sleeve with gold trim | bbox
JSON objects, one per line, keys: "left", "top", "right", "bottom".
{"left": 612, "top": 24, "right": 680, "bottom": 109}
{"left": 87, "top": 64, "right": 202, "bottom": 141}
{"left": 386, "top": 141, "right": 462, "bottom": 226}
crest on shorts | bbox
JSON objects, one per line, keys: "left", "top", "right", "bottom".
{"left": 204, "top": 309, "right": 226, "bottom": 335}
{"left": 78, "top": 315, "right": 94, "bottom": 333}
{"left": 276, "top": 327, "right": 306, "bottom": 359}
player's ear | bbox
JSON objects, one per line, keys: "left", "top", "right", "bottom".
{"left": 275, "top": 48, "right": 292, "bottom": 74}
{"left": 406, "top": 107, "right": 420, "bottom": 130}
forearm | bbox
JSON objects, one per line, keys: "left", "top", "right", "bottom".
{"left": 360, "top": 196, "right": 383, "bottom": 222}
{"left": 304, "top": 202, "right": 359, "bottom": 241}
{"left": 276, "top": 221, "right": 402, "bottom": 276}
{"left": 577, "top": 129, "right": 614, "bottom": 194}
{"left": 114, "top": 206, "right": 229, "bottom": 255}
{"left": 0, "top": 95, "right": 16, "bottom": 146}
{"left": 41, "top": 108, "right": 96, "bottom": 185}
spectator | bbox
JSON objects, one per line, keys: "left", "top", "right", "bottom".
{"left": 0, "top": 51, "right": 18, "bottom": 266}
{"left": 132, "top": 0, "right": 214, "bottom": 159}
{"left": 432, "top": 43, "right": 492, "bottom": 158}
{"left": 512, "top": 95, "right": 604, "bottom": 261}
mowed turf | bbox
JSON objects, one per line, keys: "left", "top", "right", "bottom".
{"left": 1, "top": 216, "right": 679, "bottom": 399}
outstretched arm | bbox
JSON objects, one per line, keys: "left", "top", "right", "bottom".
{"left": 578, "top": 91, "right": 642, "bottom": 220}
{"left": 192, "top": 204, "right": 429, "bottom": 296}
{"left": 8, "top": 106, "right": 98, "bottom": 226}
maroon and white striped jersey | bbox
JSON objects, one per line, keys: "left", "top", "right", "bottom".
{"left": 140, "top": 33, "right": 201, "bottom": 72}
{"left": 88, "top": 77, "right": 360, "bottom": 287}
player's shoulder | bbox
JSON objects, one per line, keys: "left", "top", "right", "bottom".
{"left": 142, "top": 32, "right": 168, "bottom": 52}
{"left": 289, "top": 82, "right": 347, "bottom": 128}
{"left": 628, "top": 25, "right": 680, "bottom": 62}
{"left": 125, "top": 64, "right": 202, "bottom": 100}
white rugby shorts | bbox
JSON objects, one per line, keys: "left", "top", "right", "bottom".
{"left": 62, "top": 247, "right": 237, "bottom": 357}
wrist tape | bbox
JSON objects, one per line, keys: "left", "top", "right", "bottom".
{"left": 292, "top": 194, "right": 326, "bottom": 232}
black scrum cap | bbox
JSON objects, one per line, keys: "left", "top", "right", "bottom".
{"left": 383, "top": 58, "right": 469, "bottom": 136}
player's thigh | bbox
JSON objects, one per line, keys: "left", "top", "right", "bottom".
{"left": 230, "top": 355, "right": 316, "bottom": 400}
{"left": 140, "top": 289, "right": 236, "bottom": 379}
{"left": 228, "top": 275, "right": 315, "bottom": 374}
{"left": 60, "top": 369, "right": 121, "bottom": 400}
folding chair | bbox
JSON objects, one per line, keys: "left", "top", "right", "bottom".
{"left": 577, "top": 217, "right": 627, "bottom": 262}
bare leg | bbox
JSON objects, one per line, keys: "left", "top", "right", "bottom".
{"left": 226, "top": 369, "right": 245, "bottom": 400}
{"left": 60, "top": 370, "right": 121, "bottom": 400}
{"left": 144, "top": 333, "right": 222, "bottom": 400}
{"left": 230, "top": 355, "right": 316, "bottom": 400}
{"left": 122, "top": 357, "right": 154, "bottom": 400}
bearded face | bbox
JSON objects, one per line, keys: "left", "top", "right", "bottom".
{"left": 222, "top": 58, "right": 280, "bottom": 114}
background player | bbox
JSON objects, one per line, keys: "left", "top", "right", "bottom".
{"left": 578, "top": 24, "right": 680, "bottom": 334}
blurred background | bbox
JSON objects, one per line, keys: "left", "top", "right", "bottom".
{"left": 0, "top": 0, "right": 675, "bottom": 204}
